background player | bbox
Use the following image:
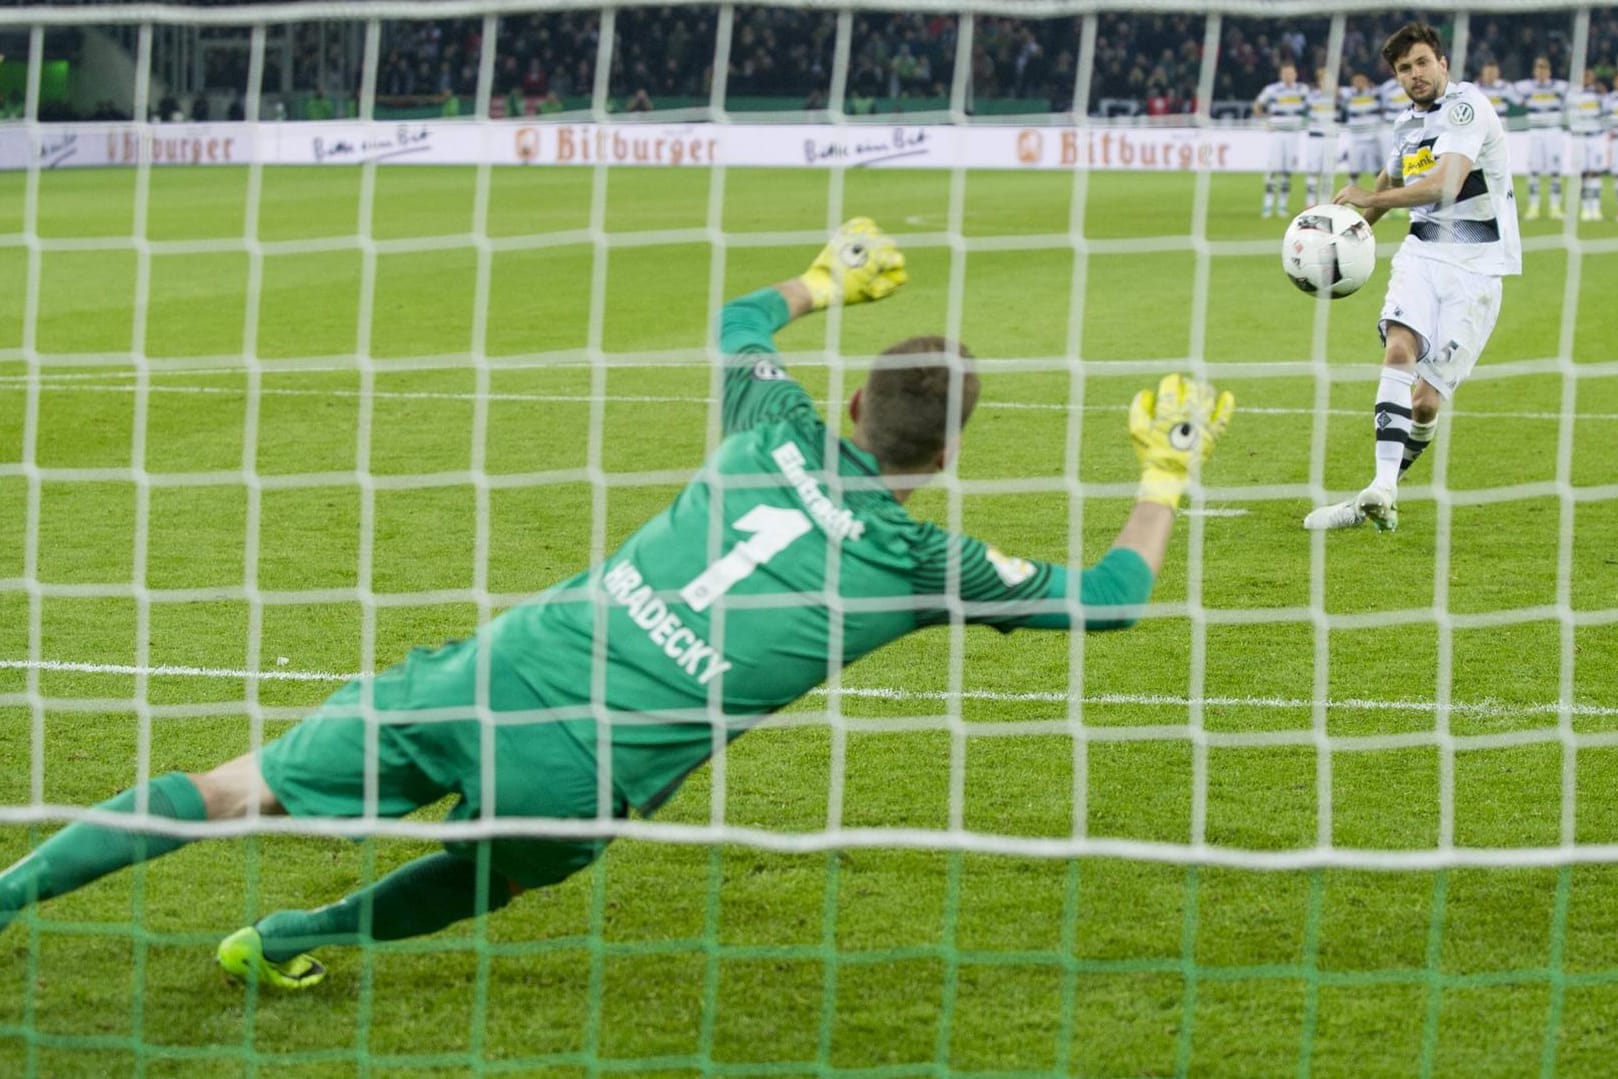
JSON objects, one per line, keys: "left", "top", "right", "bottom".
{"left": 1474, "top": 59, "right": 1521, "bottom": 120}
{"left": 1305, "top": 22, "right": 1521, "bottom": 532}
{"left": 0, "top": 220, "right": 1233, "bottom": 988}
{"left": 1304, "top": 65, "right": 1341, "bottom": 206}
{"left": 1608, "top": 76, "right": 1618, "bottom": 221}
{"left": 1342, "top": 71, "right": 1386, "bottom": 185}
{"left": 1255, "top": 60, "right": 1308, "bottom": 218}
{"left": 1518, "top": 55, "right": 1569, "bottom": 219}
{"left": 1567, "top": 69, "right": 1608, "bottom": 221}
{"left": 1377, "top": 66, "right": 1413, "bottom": 216}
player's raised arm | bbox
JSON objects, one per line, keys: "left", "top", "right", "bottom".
{"left": 1120, "top": 374, "right": 1235, "bottom": 573}
{"left": 720, "top": 218, "right": 908, "bottom": 436}
{"left": 916, "top": 375, "right": 1234, "bottom": 633}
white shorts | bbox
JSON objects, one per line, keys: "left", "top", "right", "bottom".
{"left": 1347, "top": 136, "right": 1382, "bottom": 177}
{"left": 1303, "top": 132, "right": 1334, "bottom": 174}
{"left": 1528, "top": 128, "right": 1564, "bottom": 175}
{"left": 1573, "top": 133, "right": 1608, "bottom": 174}
{"left": 1377, "top": 246, "right": 1503, "bottom": 399}
{"left": 1267, "top": 131, "right": 1301, "bottom": 174}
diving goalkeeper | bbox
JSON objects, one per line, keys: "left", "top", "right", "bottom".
{"left": 0, "top": 220, "right": 1234, "bottom": 989}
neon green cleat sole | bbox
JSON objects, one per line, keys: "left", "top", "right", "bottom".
{"left": 217, "top": 926, "right": 327, "bottom": 991}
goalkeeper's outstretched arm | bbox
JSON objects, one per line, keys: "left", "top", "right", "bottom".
{"left": 963, "top": 374, "right": 1234, "bottom": 632}
{"left": 720, "top": 218, "right": 908, "bottom": 435}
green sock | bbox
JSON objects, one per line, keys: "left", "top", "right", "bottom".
{"left": 0, "top": 772, "right": 207, "bottom": 931}
{"left": 256, "top": 851, "right": 515, "bottom": 962}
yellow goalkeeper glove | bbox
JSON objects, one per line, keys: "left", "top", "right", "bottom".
{"left": 1129, "top": 373, "right": 1235, "bottom": 510}
{"left": 798, "top": 217, "right": 908, "bottom": 310}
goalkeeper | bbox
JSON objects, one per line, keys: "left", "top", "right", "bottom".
{"left": 0, "top": 220, "right": 1233, "bottom": 989}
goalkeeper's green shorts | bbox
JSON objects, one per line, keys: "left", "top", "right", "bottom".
{"left": 259, "top": 637, "right": 625, "bottom": 889}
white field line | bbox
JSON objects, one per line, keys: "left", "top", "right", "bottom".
{"left": 6, "top": 801, "right": 1618, "bottom": 871}
{"left": 4, "top": 374, "right": 1618, "bottom": 423}
{"left": 5, "top": 657, "right": 1616, "bottom": 719}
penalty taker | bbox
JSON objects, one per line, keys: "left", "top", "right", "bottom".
{"left": 0, "top": 219, "right": 1234, "bottom": 990}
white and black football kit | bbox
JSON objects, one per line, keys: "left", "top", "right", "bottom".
{"left": 1256, "top": 79, "right": 1308, "bottom": 171}
{"left": 1303, "top": 84, "right": 1340, "bottom": 179}
{"left": 1568, "top": 86, "right": 1607, "bottom": 172}
{"left": 1378, "top": 77, "right": 1413, "bottom": 160}
{"left": 1380, "top": 80, "right": 1522, "bottom": 398}
{"left": 1516, "top": 75, "right": 1569, "bottom": 214}
{"left": 1341, "top": 85, "right": 1384, "bottom": 178}
{"left": 1256, "top": 78, "right": 1309, "bottom": 216}
{"left": 1476, "top": 78, "right": 1521, "bottom": 119}
{"left": 1607, "top": 91, "right": 1618, "bottom": 208}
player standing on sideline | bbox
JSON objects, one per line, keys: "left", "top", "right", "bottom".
{"left": 1304, "top": 22, "right": 1521, "bottom": 532}
{"left": 1474, "top": 59, "right": 1521, "bottom": 121}
{"left": 1607, "top": 77, "right": 1618, "bottom": 221}
{"left": 1567, "top": 69, "right": 1608, "bottom": 221}
{"left": 1517, "top": 56, "right": 1569, "bottom": 220}
{"left": 0, "top": 220, "right": 1234, "bottom": 988}
{"left": 1303, "top": 66, "right": 1341, "bottom": 206}
{"left": 1342, "top": 71, "right": 1386, "bottom": 185}
{"left": 1255, "top": 61, "right": 1309, "bottom": 218}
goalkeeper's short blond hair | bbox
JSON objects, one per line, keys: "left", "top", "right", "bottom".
{"left": 862, "top": 336, "right": 979, "bottom": 472}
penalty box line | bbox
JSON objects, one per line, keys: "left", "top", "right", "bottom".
{"left": 7, "top": 373, "right": 1618, "bottom": 424}
{"left": 3, "top": 657, "right": 1615, "bottom": 721}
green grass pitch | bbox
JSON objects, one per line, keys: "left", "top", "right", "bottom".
{"left": 1, "top": 162, "right": 1617, "bottom": 1077}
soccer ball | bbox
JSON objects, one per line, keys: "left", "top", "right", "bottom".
{"left": 1281, "top": 204, "right": 1376, "bottom": 298}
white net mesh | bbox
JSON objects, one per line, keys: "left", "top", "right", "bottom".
{"left": 2, "top": 0, "right": 1618, "bottom": 1073}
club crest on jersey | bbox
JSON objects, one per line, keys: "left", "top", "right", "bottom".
{"left": 1402, "top": 146, "right": 1436, "bottom": 179}
{"left": 1449, "top": 102, "right": 1474, "bottom": 125}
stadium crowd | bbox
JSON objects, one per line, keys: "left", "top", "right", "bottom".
{"left": 376, "top": 7, "right": 1618, "bottom": 114}
{"left": 7, "top": 6, "right": 1618, "bottom": 121}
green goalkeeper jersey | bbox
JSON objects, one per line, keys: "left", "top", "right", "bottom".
{"left": 483, "top": 288, "right": 1155, "bottom": 812}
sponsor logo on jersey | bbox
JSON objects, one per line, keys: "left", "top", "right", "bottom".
{"left": 985, "top": 547, "right": 1036, "bottom": 587}
{"left": 1402, "top": 145, "right": 1437, "bottom": 179}
{"left": 1449, "top": 102, "right": 1474, "bottom": 124}
{"left": 751, "top": 359, "right": 789, "bottom": 381}
{"left": 771, "top": 442, "right": 866, "bottom": 542}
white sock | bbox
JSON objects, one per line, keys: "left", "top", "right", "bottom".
{"left": 1373, "top": 368, "right": 1415, "bottom": 489}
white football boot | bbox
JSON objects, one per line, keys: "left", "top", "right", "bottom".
{"left": 1355, "top": 480, "right": 1400, "bottom": 533}
{"left": 1302, "top": 498, "right": 1366, "bottom": 531}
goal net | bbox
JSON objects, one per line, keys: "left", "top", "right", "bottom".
{"left": 1, "top": 0, "right": 1616, "bottom": 1075}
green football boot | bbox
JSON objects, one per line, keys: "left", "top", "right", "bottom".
{"left": 217, "top": 926, "right": 326, "bottom": 990}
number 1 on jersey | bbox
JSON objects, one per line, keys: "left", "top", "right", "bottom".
{"left": 680, "top": 505, "right": 813, "bottom": 613}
